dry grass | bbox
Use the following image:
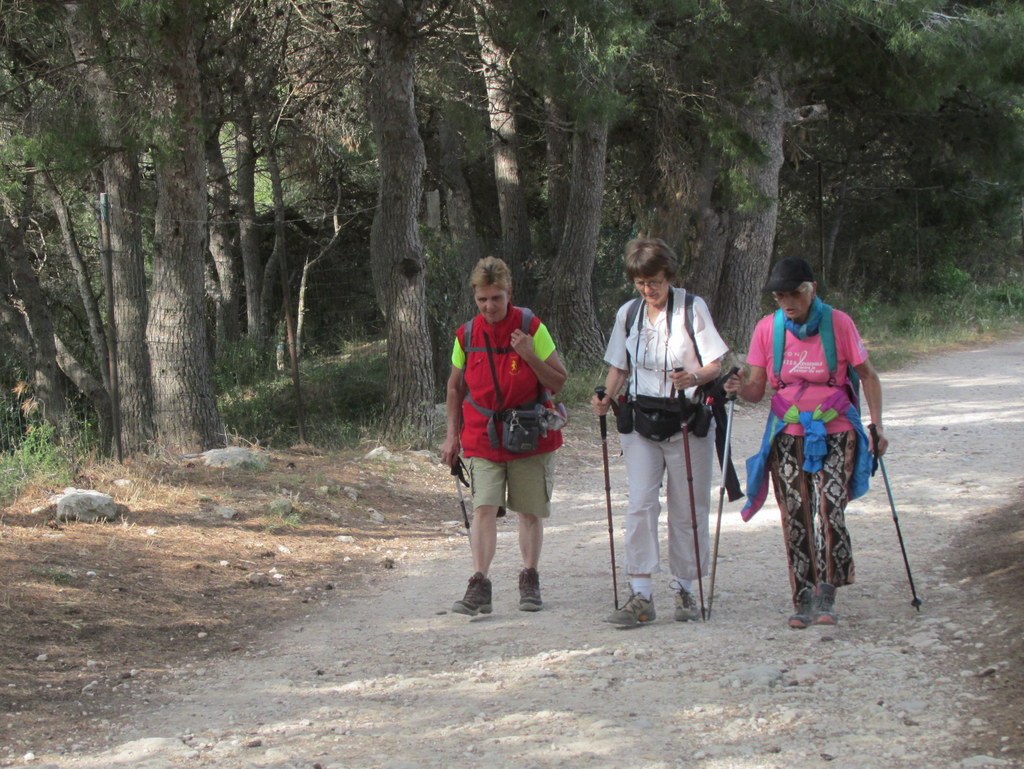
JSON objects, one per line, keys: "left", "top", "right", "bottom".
{"left": 0, "top": 446, "right": 460, "bottom": 754}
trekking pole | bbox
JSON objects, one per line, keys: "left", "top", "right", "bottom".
{"left": 680, "top": 421, "right": 707, "bottom": 621}
{"left": 595, "top": 386, "right": 620, "bottom": 610}
{"left": 870, "top": 424, "right": 923, "bottom": 611}
{"left": 707, "top": 366, "right": 740, "bottom": 620}
{"left": 451, "top": 458, "right": 471, "bottom": 531}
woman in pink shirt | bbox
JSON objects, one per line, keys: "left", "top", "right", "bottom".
{"left": 725, "top": 258, "right": 888, "bottom": 629}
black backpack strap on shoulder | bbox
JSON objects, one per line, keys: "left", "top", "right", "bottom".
{"left": 519, "top": 306, "right": 535, "bottom": 334}
{"left": 684, "top": 291, "right": 702, "bottom": 366}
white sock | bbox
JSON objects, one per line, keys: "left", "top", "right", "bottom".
{"left": 674, "top": 578, "right": 693, "bottom": 593}
{"left": 630, "top": 577, "right": 653, "bottom": 599}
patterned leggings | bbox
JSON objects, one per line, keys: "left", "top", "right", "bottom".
{"left": 769, "top": 431, "right": 856, "bottom": 605}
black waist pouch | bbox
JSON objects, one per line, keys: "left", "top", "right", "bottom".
{"left": 632, "top": 395, "right": 682, "bottom": 442}
{"left": 615, "top": 396, "right": 634, "bottom": 434}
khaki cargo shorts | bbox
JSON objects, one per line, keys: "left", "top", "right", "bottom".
{"left": 467, "top": 453, "right": 555, "bottom": 519}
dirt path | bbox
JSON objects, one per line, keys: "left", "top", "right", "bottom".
{"left": 23, "top": 338, "right": 1024, "bottom": 769}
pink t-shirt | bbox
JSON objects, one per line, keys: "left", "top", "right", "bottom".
{"left": 747, "top": 308, "right": 868, "bottom": 435}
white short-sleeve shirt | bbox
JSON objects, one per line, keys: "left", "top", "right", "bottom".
{"left": 604, "top": 288, "right": 729, "bottom": 399}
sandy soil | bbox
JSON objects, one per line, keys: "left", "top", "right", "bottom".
{"left": 3, "top": 336, "right": 1023, "bottom": 769}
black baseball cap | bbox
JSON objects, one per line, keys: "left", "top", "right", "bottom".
{"left": 766, "top": 258, "right": 815, "bottom": 292}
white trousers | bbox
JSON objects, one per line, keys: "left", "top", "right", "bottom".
{"left": 620, "top": 423, "right": 715, "bottom": 580}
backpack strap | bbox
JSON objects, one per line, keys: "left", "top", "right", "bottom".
{"left": 772, "top": 308, "right": 787, "bottom": 379}
{"left": 623, "top": 289, "right": 702, "bottom": 395}
{"left": 818, "top": 303, "right": 837, "bottom": 381}
{"left": 684, "top": 291, "right": 700, "bottom": 366}
{"left": 460, "top": 307, "right": 545, "bottom": 448}
{"left": 461, "top": 307, "right": 535, "bottom": 355}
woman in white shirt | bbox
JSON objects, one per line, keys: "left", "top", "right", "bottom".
{"left": 591, "top": 238, "right": 728, "bottom": 627}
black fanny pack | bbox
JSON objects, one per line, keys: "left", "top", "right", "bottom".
{"left": 632, "top": 395, "right": 682, "bottom": 442}
{"left": 620, "top": 394, "right": 712, "bottom": 441}
{"left": 500, "top": 404, "right": 546, "bottom": 453}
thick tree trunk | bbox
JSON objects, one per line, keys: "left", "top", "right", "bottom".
{"left": 205, "top": 128, "right": 241, "bottom": 349}
{"left": 537, "top": 116, "right": 609, "bottom": 361}
{"left": 693, "top": 71, "right": 826, "bottom": 350}
{"left": 147, "top": 7, "right": 223, "bottom": 452}
{"left": 477, "top": 15, "right": 532, "bottom": 292}
{"left": 365, "top": 2, "right": 435, "bottom": 445}
{"left": 64, "top": 2, "right": 156, "bottom": 453}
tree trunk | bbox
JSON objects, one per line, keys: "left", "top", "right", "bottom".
{"left": 537, "top": 116, "right": 609, "bottom": 360}
{"left": 147, "top": 6, "right": 224, "bottom": 452}
{"left": 695, "top": 71, "right": 826, "bottom": 350}
{"left": 430, "top": 109, "right": 484, "bottom": 316}
{"left": 0, "top": 179, "right": 66, "bottom": 426}
{"left": 42, "top": 173, "right": 111, "bottom": 396}
{"left": 54, "top": 335, "right": 114, "bottom": 451}
{"left": 365, "top": 1, "right": 435, "bottom": 445}
{"left": 545, "top": 95, "right": 572, "bottom": 259}
{"left": 205, "top": 127, "right": 241, "bottom": 349}
{"left": 63, "top": 2, "right": 156, "bottom": 453}
{"left": 235, "top": 102, "right": 265, "bottom": 341}
{"left": 477, "top": 14, "right": 532, "bottom": 293}
{"left": 425, "top": 109, "right": 484, "bottom": 387}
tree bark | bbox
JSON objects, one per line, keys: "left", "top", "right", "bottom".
{"left": 235, "top": 102, "right": 265, "bottom": 341}
{"left": 694, "top": 71, "right": 826, "bottom": 350}
{"left": 147, "top": 5, "right": 224, "bottom": 452}
{"left": 0, "top": 178, "right": 66, "bottom": 426}
{"left": 364, "top": 1, "right": 435, "bottom": 445}
{"left": 545, "top": 95, "right": 572, "bottom": 259}
{"left": 477, "top": 14, "right": 532, "bottom": 292}
{"left": 430, "top": 109, "right": 484, "bottom": 316}
{"left": 536, "top": 116, "right": 609, "bottom": 360}
{"left": 63, "top": 1, "right": 156, "bottom": 453}
{"left": 205, "top": 127, "right": 241, "bottom": 349}
{"left": 41, "top": 173, "right": 111, "bottom": 397}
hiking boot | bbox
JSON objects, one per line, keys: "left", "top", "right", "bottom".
{"left": 788, "top": 587, "right": 814, "bottom": 630}
{"left": 452, "top": 572, "right": 492, "bottom": 616}
{"left": 605, "top": 592, "right": 656, "bottom": 628}
{"left": 518, "top": 567, "right": 543, "bottom": 612}
{"left": 671, "top": 581, "right": 700, "bottom": 622}
{"left": 814, "top": 582, "right": 838, "bottom": 626}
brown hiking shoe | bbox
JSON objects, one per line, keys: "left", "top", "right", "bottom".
{"left": 605, "top": 592, "right": 656, "bottom": 628}
{"left": 671, "top": 581, "right": 700, "bottom": 622}
{"left": 452, "top": 572, "right": 492, "bottom": 616}
{"left": 518, "top": 567, "right": 542, "bottom": 612}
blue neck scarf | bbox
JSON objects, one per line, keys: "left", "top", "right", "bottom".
{"left": 783, "top": 297, "right": 824, "bottom": 339}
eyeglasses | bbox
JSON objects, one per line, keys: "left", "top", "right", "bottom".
{"left": 634, "top": 278, "right": 667, "bottom": 290}
{"left": 772, "top": 288, "right": 809, "bottom": 301}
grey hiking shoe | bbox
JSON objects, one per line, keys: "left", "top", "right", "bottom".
{"left": 814, "top": 582, "right": 838, "bottom": 626}
{"left": 605, "top": 592, "right": 656, "bottom": 628}
{"left": 452, "top": 572, "right": 492, "bottom": 616}
{"left": 671, "top": 581, "right": 700, "bottom": 622}
{"left": 788, "top": 587, "right": 814, "bottom": 629}
{"left": 518, "top": 567, "right": 542, "bottom": 612}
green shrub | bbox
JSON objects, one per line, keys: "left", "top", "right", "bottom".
{"left": 0, "top": 423, "right": 74, "bottom": 504}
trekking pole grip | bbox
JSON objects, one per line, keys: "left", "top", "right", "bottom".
{"left": 723, "top": 366, "right": 740, "bottom": 401}
{"left": 595, "top": 386, "right": 608, "bottom": 440}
